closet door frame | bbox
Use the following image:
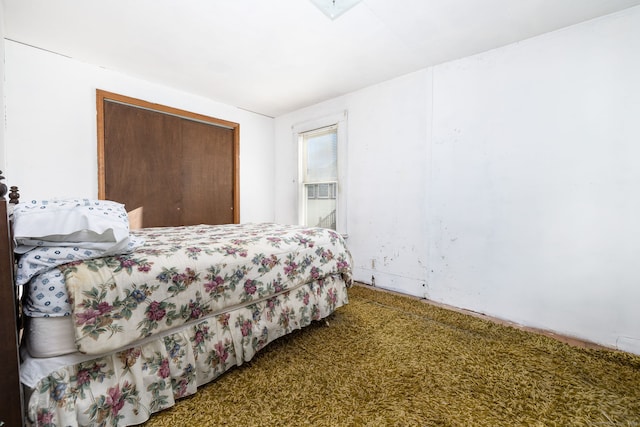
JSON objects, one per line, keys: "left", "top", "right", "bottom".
{"left": 96, "top": 89, "right": 240, "bottom": 223}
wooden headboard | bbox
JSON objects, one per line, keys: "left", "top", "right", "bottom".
{"left": 0, "top": 172, "right": 24, "bottom": 426}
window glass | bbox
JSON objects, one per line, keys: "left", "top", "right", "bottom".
{"left": 301, "top": 126, "right": 338, "bottom": 230}
{"left": 304, "top": 129, "right": 337, "bottom": 182}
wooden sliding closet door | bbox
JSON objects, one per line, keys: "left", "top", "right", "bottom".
{"left": 98, "top": 90, "right": 239, "bottom": 227}
{"left": 181, "top": 120, "right": 235, "bottom": 225}
{"left": 103, "top": 102, "right": 183, "bottom": 227}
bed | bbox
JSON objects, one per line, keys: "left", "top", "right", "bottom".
{"left": 0, "top": 179, "right": 352, "bottom": 426}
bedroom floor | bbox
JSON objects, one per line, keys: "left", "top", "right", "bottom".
{"left": 356, "top": 282, "right": 612, "bottom": 352}
{"left": 144, "top": 283, "right": 640, "bottom": 426}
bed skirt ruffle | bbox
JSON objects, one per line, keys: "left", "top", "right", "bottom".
{"left": 25, "top": 274, "right": 349, "bottom": 427}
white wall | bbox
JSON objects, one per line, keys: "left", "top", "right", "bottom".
{"left": 276, "top": 6, "right": 640, "bottom": 354}
{"left": 0, "top": 2, "right": 6, "bottom": 172}
{"left": 429, "top": 6, "right": 640, "bottom": 353}
{"left": 4, "top": 40, "right": 275, "bottom": 223}
{"left": 275, "top": 69, "right": 432, "bottom": 297}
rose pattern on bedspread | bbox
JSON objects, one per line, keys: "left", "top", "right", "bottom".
{"left": 63, "top": 223, "right": 352, "bottom": 355}
{"left": 27, "top": 275, "right": 349, "bottom": 427}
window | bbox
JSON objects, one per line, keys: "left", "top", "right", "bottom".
{"left": 295, "top": 112, "right": 347, "bottom": 235}
{"left": 301, "top": 125, "right": 337, "bottom": 229}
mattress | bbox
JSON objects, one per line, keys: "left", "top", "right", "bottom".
{"left": 23, "top": 316, "right": 77, "bottom": 358}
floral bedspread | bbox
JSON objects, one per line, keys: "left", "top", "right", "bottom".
{"left": 63, "top": 223, "right": 352, "bottom": 355}
{"left": 27, "top": 274, "right": 350, "bottom": 427}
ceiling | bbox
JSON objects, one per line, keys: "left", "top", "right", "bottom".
{"left": 3, "top": 0, "right": 640, "bottom": 117}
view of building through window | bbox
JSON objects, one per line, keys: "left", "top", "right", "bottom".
{"left": 301, "top": 125, "right": 338, "bottom": 230}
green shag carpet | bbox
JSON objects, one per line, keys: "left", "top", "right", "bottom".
{"left": 142, "top": 284, "right": 640, "bottom": 426}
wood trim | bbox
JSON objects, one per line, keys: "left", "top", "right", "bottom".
{"left": 233, "top": 123, "right": 240, "bottom": 223}
{"left": 96, "top": 93, "right": 106, "bottom": 199}
{"left": 96, "top": 89, "right": 240, "bottom": 222}
{"left": 0, "top": 197, "right": 24, "bottom": 426}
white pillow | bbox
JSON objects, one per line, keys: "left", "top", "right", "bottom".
{"left": 12, "top": 199, "right": 131, "bottom": 254}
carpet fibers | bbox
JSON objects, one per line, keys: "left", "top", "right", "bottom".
{"left": 143, "top": 284, "right": 640, "bottom": 426}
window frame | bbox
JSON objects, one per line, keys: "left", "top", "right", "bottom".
{"left": 293, "top": 111, "right": 348, "bottom": 237}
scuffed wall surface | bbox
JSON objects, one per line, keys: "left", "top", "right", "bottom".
{"left": 275, "top": 70, "right": 431, "bottom": 297}
{"left": 428, "top": 7, "right": 640, "bottom": 353}
{"left": 276, "top": 7, "right": 640, "bottom": 354}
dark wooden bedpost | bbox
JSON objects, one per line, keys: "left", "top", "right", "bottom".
{"left": 0, "top": 172, "right": 24, "bottom": 426}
